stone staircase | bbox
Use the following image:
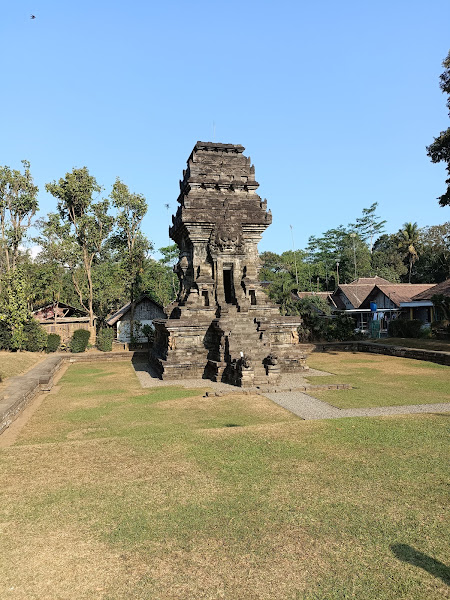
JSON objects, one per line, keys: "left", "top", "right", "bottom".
{"left": 218, "top": 306, "right": 274, "bottom": 387}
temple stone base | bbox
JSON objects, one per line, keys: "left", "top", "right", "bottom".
{"left": 151, "top": 305, "right": 309, "bottom": 386}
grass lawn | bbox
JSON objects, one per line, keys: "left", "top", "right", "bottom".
{"left": 306, "top": 352, "right": 450, "bottom": 409}
{"left": 1, "top": 361, "right": 449, "bottom": 599}
{"left": 371, "top": 338, "right": 450, "bottom": 352}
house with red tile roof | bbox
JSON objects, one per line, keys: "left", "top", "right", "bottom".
{"left": 330, "top": 277, "right": 392, "bottom": 330}
{"left": 360, "top": 283, "right": 435, "bottom": 330}
{"left": 399, "top": 278, "right": 450, "bottom": 323}
{"left": 328, "top": 277, "right": 435, "bottom": 332}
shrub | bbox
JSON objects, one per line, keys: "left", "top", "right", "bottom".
{"left": 46, "top": 333, "right": 61, "bottom": 353}
{"left": 142, "top": 323, "right": 155, "bottom": 344}
{"left": 0, "top": 322, "right": 12, "bottom": 350}
{"left": 388, "top": 318, "right": 423, "bottom": 338}
{"left": 326, "top": 313, "right": 356, "bottom": 341}
{"left": 23, "top": 319, "right": 48, "bottom": 352}
{"left": 296, "top": 297, "right": 331, "bottom": 341}
{"left": 70, "top": 329, "right": 91, "bottom": 353}
{"left": 97, "top": 328, "right": 114, "bottom": 352}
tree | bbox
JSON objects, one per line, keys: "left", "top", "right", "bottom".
{"left": 110, "top": 178, "right": 151, "bottom": 339}
{"left": 159, "top": 244, "right": 178, "bottom": 297}
{"left": 259, "top": 249, "right": 310, "bottom": 307}
{"left": 33, "top": 213, "right": 74, "bottom": 320}
{"left": 431, "top": 293, "right": 450, "bottom": 321}
{"left": 351, "top": 202, "right": 386, "bottom": 253}
{"left": 398, "top": 222, "right": 420, "bottom": 283}
{"left": 46, "top": 168, "right": 114, "bottom": 328}
{"left": 0, "top": 160, "right": 38, "bottom": 273}
{"left": 427, "top": 50, "right": 450, "bottom": 207}
{"left": 140, "top": 257, "right": 176, "bottom": 307}
{"left": 371, "top": 233, "right": 407, "bottom": 282}
{"left": 414, "top": 222, "right": 450, "bottom": 282}
{"left": 265, "top": 271, "right": 299, "bottom": 315}
{"left": 0, "top": 268, "right": 30, "bottom": 350}
{"left": 91, "top": 253, "right": 128, "bottom": 323}
{"left": 308, "top": 227, "right": 371, "bottom": 285}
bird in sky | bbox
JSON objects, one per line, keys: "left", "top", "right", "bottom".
{"left": 30, "top": 15, "right": 36, "bottom": 20}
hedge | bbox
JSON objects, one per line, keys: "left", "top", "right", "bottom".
{"left": 70, "top": 329, "right": 91, "bottom": 353}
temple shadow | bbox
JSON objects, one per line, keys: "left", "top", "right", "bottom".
{"left": 390, "top": 544, "right": 450, "bottom": 585}
{"left": 131, "top": 354, "right": 161, "bottom": 380}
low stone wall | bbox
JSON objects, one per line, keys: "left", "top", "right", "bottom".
{"left": 0, "top": 351, "right": 147, "bottom": 435}
{"left": 313, "top": 341, "right": 450, "bottom": 366}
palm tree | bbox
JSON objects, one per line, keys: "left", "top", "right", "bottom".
{"left": 398, "top": 222, "right": 419, "bottom": 283}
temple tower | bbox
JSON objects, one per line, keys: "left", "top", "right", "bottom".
{"left": 151, "top": 142, "right": 308, "bottom": 387}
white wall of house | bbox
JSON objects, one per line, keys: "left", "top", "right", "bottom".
{"left": 117, "top": 319, "right": 154, "bottom": 343}
{"left": 370, "top": 290, "right": 397, "bottom": 310}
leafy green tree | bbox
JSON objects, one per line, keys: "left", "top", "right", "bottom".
{"left": 398, "top": 222, "right": 420, "bottom": 283}
{"left": 33, "top": 213, "right": 74, "bottom": 316}
{"left": 351, "top": 202, "right": 387, "bottom": 253}
{"left": 427, "top": 50, "right": 450, "bottom": 207}
{"left": 296, "top": 296, "right": 331, "bottom": 341}
{"left": 0, "top": 268, "right": 30, "bottom": 349}
{"left": 431, "top": 294, "right": 450, "bottom": 320}
{"left": 46, "top": 168, "right": 114, "bottom": 327}
{"left": 259, "top": 249, "right": 310, "bottom": 310}
{"left": 0, "top": 160, "right": 38, "bottom": 273}
{"left": 265, "top": 271, "right": 299, "bottom": 315}
{"left": 307, "top": 226, "right": 371, "bottom": 287}
{"left": 305, "top": 236, "right": 337, "bottom": 291}
{"left": 159, "top": 243, "right": 179, "bottom": 297}
{"left": 259, "top": 251, "right": 284, "bottom": 275}
{"left": 371, "top": 234, "right": 407, "bottom": 282}
{"left": 415, "top": 222, "right": 450, "bottom": 283}
{"left": 140, "top": 257, "right": 176, "bottom": 307}
{"left": 110, "top": 178, "right": 152, "bottom": 338}
{"left": 312, "top": 228, "right": 371, "bottom": 284}
{"left": 307, "top": 227, "right": 347, "bottom": 287}
{"left": 91, "top": 255, "right": 128, "bottom": 322}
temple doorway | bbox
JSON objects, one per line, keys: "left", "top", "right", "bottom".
{"left": 223, "top": 268, "right": 235, "bottom": 304}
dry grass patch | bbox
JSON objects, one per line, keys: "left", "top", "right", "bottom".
{"left": 306, "top": 352, "right": 450, "bottom": 408}
{"left": 159, "top": 391, "right": 293, "bottom": 432}
{"left": 1, "top": 361, "right": 449, "bottom": 599}
{"left": 0, "top": 524, "right": 148, "bottom": 600}
{"left": 0, "top": 351, "right": 45, "bottom": 395}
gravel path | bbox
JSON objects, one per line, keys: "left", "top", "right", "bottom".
{"left": 133, "top": 359, "right": 450, "bottom": 420}
{"left": 265, "top": 391, "right": 450, "bottom": 420}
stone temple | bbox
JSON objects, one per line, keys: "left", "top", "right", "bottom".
{"left": 150, "top": 141, "right": 308, "bottom": 388}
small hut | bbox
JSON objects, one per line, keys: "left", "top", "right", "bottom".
{"left": 106, "top": 295, "right": 166, "bottom": 343}
{"left": 32, "top": 302, "right": 96, "bottom": 343}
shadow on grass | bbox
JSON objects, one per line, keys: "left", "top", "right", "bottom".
{"left": 391, "top": 543, "right": 450, "bottom": 585}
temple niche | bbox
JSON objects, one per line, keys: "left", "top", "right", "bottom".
{"left": 150, "top": 141, "right": 308, "bottom": 388}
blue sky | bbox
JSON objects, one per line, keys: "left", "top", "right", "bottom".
{"left": 1, "top": 1, "right": 449, "bottom": 257}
